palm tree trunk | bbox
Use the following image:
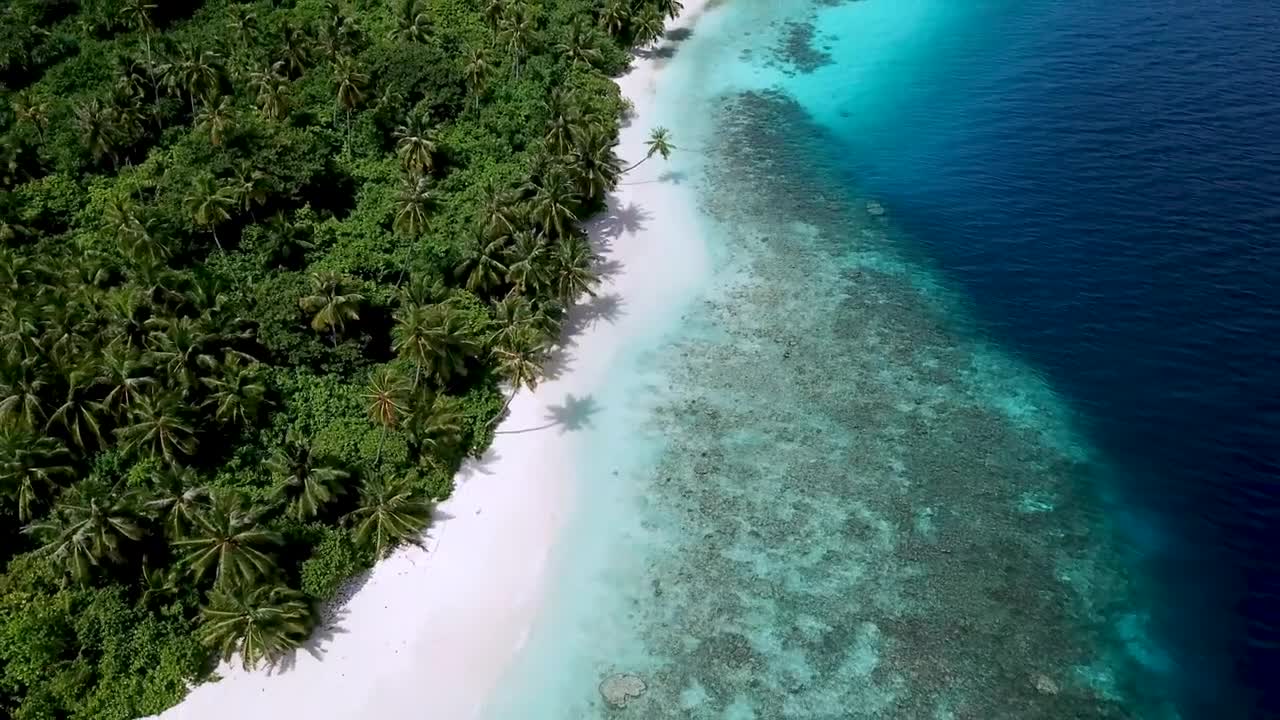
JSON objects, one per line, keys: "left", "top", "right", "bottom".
{"left": 375, "top": 427, "right": 386, "bottom": 464}
{"left": 211, "top": 226, "right": 224, "bottom": 252}
{"left": 622, "top": 155, "right": 651, "bottom": 173}
{"left": 488, "top": 386, "right": 519, "bottom": 429}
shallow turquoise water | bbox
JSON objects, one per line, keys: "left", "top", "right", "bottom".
{"left": 480, "top": 1, "right": 1248, "bottom": 717}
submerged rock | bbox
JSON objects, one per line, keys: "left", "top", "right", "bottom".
{"left": 599, "top": 673, "right": 647, "bottom": 708}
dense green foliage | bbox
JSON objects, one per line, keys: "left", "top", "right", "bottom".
{"left": 0, "top": 0, "right": 679, "bottom": 716}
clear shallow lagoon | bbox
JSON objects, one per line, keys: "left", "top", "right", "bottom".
{"left": 485, "top": 1, "right": 1279, "bottom": 717}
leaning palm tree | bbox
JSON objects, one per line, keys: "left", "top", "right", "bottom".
{"left": 267, "top": 432, "right": 349, "bottom": 520}
{"left": 176, "top": 490, "right": 280, "bottom": 587}
{"left": 393, "top": 174, "right": 434, "bottom": 237}
{"left": 194, "top": 94, "right": 235, "bottom": 146}
{"left": 183, "top": 174, "right": 236, "bottom": 251}
{"left": 200, "top": 584, "right": 313, "bottom": 669}
{"left": 0, "top": 432, "right": 73, "bottom": 522}
{"left": 490, "top": 328, "right": 546, "bottom": 426}
{"left": 116, "top": 393, "right": 197, "bottom": 466}
{"left": 394, "top": 111, "right": 438, "bottom": 176}
{"left": 24, "top": 483, "right": 146, "bottom": 583}
{"left": 363, "top": 366, "right": 410, "bottom": 463}
{"left": 623, "top": 126, "right": 674, "bottom": 172}
{"left": 346, "top": 473, "right": 432, "bottom": 558}
{"left": 299, "top": 272, "right": 364, "bottom": 345}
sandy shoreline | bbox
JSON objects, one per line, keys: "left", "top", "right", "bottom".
{"left": 150, "top": 4, "right": 713, "bottom": 719}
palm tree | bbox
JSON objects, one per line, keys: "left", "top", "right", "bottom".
{"left": 394, "top": 111, "right": 438, "bottom": 176}
{"left": 24, "top": 483, "right": 145, "bottom": 583}
{"left": 478, "top": 179, "right": 519, "bottom": 238}
{"left": 405, "top": 392, "right": 462, "bottom": 463}
{"left": 176, "top": 490, "right": 280, "bottom": 587}
{"left": 633, "top": 7, "right": 666, "bottom": 47}
{"left": 553, "top": 234, "right": 599, "bottom": 305}
{"left": 96, "top": 342, "right": 155, "bottom": 418}
{"left": 183, "top": 174, "right": 236, "bottom": 251}
{"left": 556, "top": 20, "right": 603, "bottom": 68}
{"left": 46, "top": 370, "right": 105, "bottom": 452}
{"left": 268, "top": 432, "right": 349, "bottom": 520}
{"left": 599, "top": 0, "right": 630, "bottom": 38}
{"left": 623, "top": 126, "right": 675, "bottom": 174}
{"left": 177, "top": 48, "right": 224, "bottom": 114}
{"left": 116, "top": 393, "right": 197, "bottom": 466}
{"left": 346, "top": 473, "right": 432, "bottom": 558}
{"left": 490, "top": 328, "right": 546, "bottom": 426}
{"left": 656, "top": 0, "right": 685, "bottom": 21}
{"left": 394, "top": 174, "right": 434, "bottom": 237}
{"left": 0, "top": 364, "right": 48, "bottom": 430}
{"left": 544, "top": 89, "right": 584, "bottom": 155}
{"left": 0, "top": 432, "right": 73, "bottom": 522}
{"left": 571, "top": 125, "right": 622, "bottom": 199}
{"left": 505, "top": 229, "right": 550, "bottom": 296}
{"left": 200, "top": 353, "right": 266, "bottom": 426}
{"left": 299, "top": 272, "right": 364, "bottom": 345}
{"left": 143, "top": 465, "right": 208, "bottom": 539}
{"left": 145, "top": 316, "right": 219, "bottom": 394}
{"left": 484, "top": 0, "right": 506, "bottom": 31}
{"left": 454, "top": 226, "right": 509, "bottom": 295}
{"left": 226, "top": 5, "right": 259, "bottom": 47}
{"left": 488, "top": 294, "right": 535, "bottom": 351}
{"left": 364, "top": 366, "right": 409, "bottom": 463}
{"left": 530, "top": 166, "right": 580, "bottom": 239}
{"left": 498, "top": 8, "right": 536, "bottom": 79}
{"left": 279, "top": 23, "right": 311, "bottom": 76}
{"left": 200, "top": 584, "right": 313, "bottom": 669}
{"left": 195, "top": 94, "right": 235, "bottom": 146}
{"left": 231, "top": 162, "right": 272, "bottom": 218}
{"left": 74, "top": 99, "right": 118, "bottom": 166}
{"left": 250, "top": 62, "right": 291, "bottom": 121}
{"left": 463, "top": 47, "right": 489, "bottom": 109}
{"left": 391, "top": 0, "right": 430, "bottom": 42}
{"left": 13, "top": 91, "right": 50, "bottom": 143}
{"left": 333, "top": 55, "right": 367, "bottom": 148}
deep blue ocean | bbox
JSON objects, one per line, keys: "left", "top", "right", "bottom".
{"left": 484, "top": 1, "right": 1280, "bottom": 718}
{"left": 832, "top": 1, "right": 1280, "bottom": 715}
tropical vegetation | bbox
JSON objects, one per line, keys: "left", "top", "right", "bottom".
{"left": 0, "top": 0, "right": 677, "bottom": 716}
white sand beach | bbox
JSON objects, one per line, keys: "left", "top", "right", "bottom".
{"left": 150, "top": 4, "right": 713, "bottom": 718}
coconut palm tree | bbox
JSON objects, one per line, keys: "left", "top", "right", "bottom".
{"left": 391, "top": 0, "right": 430, "bottom": 42}
{"left": 405, "top": 392, "right": 462, "bottom": 462}
{"left": 552, "top": 234, "right": 599, "bottom": 305}
{"left": 24, "top": 483, "right": 145, "bottom": 583}
{"left": 200, "top": 353, "right": 266, "bottom": 426}
{"left": 556, "top": 20, "right": 604, "bottom": 68}
{"left": 624, "top": 126, "right": 675, "bottom": 172}
{"left": 544, "top": 89, "right": 585, "bottom": 155}
{"left": 656, "top": 0, "right": 684, "bottom": 21}
{"left": 455, "top": 226, "right": 509, "bottom": 295}
{"left": 478, "top": 179, "right": 519, "bottom": 238}
{"left": 13, "top": 90, "right": 50, "bottom": 143}
{"left": 96, "top": 342, "right": 155, "bottom": 419}
{"left": 231, "top": 162, "right": 272, "bottom": 219}
{"left": 195, "top": 94, "right": 235, "bottom": 146}
{"left": 177, "top": 490, "right": 280, "bottom": 587}
{"left": 463, "top": 47, "right": 489, "bottom": 109}
{"left": 364, "top": 366, "right": 409, "bottom": 463}
{"left": 490, "top": 327, "right": 546, "bottom": 425}
{"left": 505, "top": 229, "right": 550, "bottom": 296}
{"left": 74, "top": 99, "right": 118, "bottom": 166}
{"left": 183, "top": 174, "right": 236, "bottom": 251}
{"left": 0, "top": 364, "right": 48, "bottom": 430}
{"left": 333, "top": 55, "right": 367, "bottom": 148}
{"left": 176, "top": 48, "right": 224, "bottom": 114}
{"left": 143, "top": 465, "right": 209, "bottom": 540}
{"left": 484, "top": 0, "right": 506, "bottom": 30}
{"left": 0, "top": 431, "right": 73, "bottom": 522}
{"left": 299, "top": 272, "right": 364, "bottom": 344}
{"left": 250, "top": 62, "right": 291, "bottom": 121}
{"left": 226, "top": 5, "right": 259, "bottom": 47}
{"left": 530, "top": 166, "right": 580, "bottom": 239}
{"left": 571, "top": 126, "right": 622, "bottom": 201}
{"left": 116, "top": 393, "right": 196, "bottom": 466}
{"left": 498, "top": 8, "right": 536, "bottom": 79}
{"left": 393, "top": 174, "right": 434, "bottom": 237}
{"left": 144, "top": 316, "right": 219, "bottom": 394}
{"left": 393, "top": 111, "right": 438, "bottom": 176}
{"left": 279, "top": 23, "right": 311, "bottom": 76}
{"left": 633, "top": 7, "right": 666, "bottom": 47}
{"left": 46, "top": 370, "right": 105, "bottom": 452}
{"left": 267, "top": 432, "right": 349, "bottom": 520}
{"left": 488, "top": 294, "right": 535, "bottom": 351}
{"left": 200, "top": 584, "right": 313, "bottom": 669}
{"left": 599, "top": 0, "right": 630, "bottom": 37}
{"left": 346, "top": 473, "right": 432, "bottom": 558}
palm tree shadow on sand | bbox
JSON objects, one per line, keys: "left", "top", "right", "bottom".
{"left": 591, "top": 201, "right": 651, "bottom": 248}
{"left": 495, "top": 393, "right": 600, "bottom": 435}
